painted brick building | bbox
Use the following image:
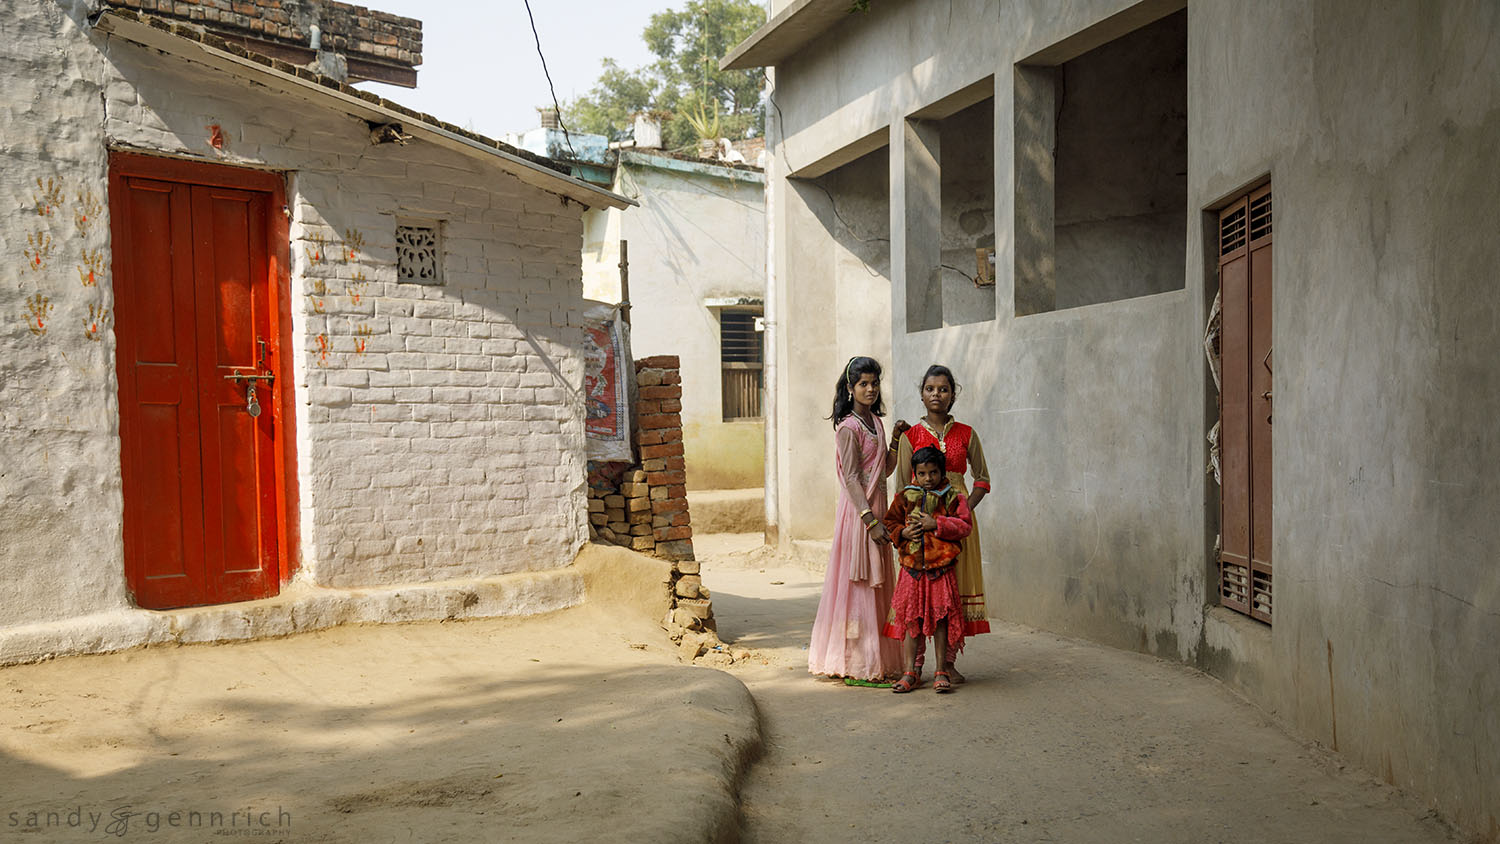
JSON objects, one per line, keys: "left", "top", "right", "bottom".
{"left": 0, "top": 1, "right": 631, "bottom": 656}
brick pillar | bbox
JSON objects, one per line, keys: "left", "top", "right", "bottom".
{"left": 634, "top": 356, "right": 694, "bottom": 562}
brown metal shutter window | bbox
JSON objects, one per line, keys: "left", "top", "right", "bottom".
{"left": 1217, "top": 184, "right": 1273, "bottom": 623}
{"left": 721, "top": 310, "right": 763, "bottom": 420}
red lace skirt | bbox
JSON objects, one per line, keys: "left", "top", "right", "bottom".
{"left": 882, "top": 565, "right": 965, "bottom": 654}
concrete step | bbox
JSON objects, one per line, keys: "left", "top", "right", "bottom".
{"left": 0, "top": 567, "right": 583, "bottom": 666}
{"left": 687, "top": 487, "right": 765, "bottom": 533}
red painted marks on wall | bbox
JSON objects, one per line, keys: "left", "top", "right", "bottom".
{"left": 207, "top": 124, "right": 226, "bottom": 150}
{"left": 77, "top": 248, "right": 103, "bottom": 286}
{"left": 304, "top": 231, "right": 329, "bottom": 265}
{"left": 24, "top": 232, "right": 53, "bottom": 272}
{"left": 307, "top": 278, "right": 328, "bottom": 314}
{"left": 345, "top": 273, "right": 367, "bottom": 306}
{"left": 74, "top": 190, "right": 102, "bottom": 233}
{"left": 343, "top": 228, "right": 365, "bottom": 262}
{"left": 83, "top": 304, "right": 110, "bottom": 342}
{"left": 354, "top": 323, "right": 372, "bottom": 356}
{"left": 32, "top": 177, "right": 62, "bottom": 217}
{"left": 316, "top": 333, "right": 330, "bottom": 366}
{"left": 26, "top": 294, "right": 52, "bottom": 336}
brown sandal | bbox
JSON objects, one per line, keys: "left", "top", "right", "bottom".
{"left": 891, "top": 671, "right": 920, "bottom": 693}
{"left": 933, "top": 670, "right": 954, "bottom": 694}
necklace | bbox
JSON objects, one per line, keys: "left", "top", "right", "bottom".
{"left": 922, "top": 417, "right": 951, "bottom": 452}
{"left": 851, "top": 411, "right": 880, "bottom": 439}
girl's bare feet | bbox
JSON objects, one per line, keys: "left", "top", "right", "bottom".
{"left": 944, "top": 663, "right": 965, "bottom": 684}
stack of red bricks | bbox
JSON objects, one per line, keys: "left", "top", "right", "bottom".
{"left": 583, "top": 356, "right": 695, "bottom": 561}
{"left": 634, "top": 356, "right": 694, "bottom": 562}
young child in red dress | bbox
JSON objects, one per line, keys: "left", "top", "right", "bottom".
{"left": 882, "top": 446, "right": 973, "bottom": 693}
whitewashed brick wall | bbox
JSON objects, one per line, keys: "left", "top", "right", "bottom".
{"left": 0, "top": 0, "right": 593, "bottom": 629}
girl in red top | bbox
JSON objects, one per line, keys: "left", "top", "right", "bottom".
{"left": 895, "top": 365, "right": 991, "bottom": 683}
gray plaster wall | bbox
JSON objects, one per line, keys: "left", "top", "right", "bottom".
{"left": 775, "top": 146, "right": 892, "bottom": 541}
{"left": 763, "top": 0, "right": 1499, "bottom": 833}
{"left": 1190, "top": 0, "right": 1500, "bottom": 832}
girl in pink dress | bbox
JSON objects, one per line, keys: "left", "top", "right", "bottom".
{"left": 807, "top": 356, "right": 907, "bottom": 681}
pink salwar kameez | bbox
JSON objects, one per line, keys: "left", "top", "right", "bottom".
{"left": 807, "top": 414, "right": 902, "bottom": 681}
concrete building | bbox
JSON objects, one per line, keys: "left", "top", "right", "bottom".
{"left": 727, "top": 0, "right": 1500, "bottom": 836}
{"left": 508, "top": 118, "right": 769, "bottom": 491}
{"left": 0, "top": 1, "right": 630, "bottom": 660}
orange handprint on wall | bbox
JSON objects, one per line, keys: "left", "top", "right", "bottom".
{"left": 74, "top": 190, "right": 102, "bottom": 233}
{"left": 32, "top": 177, "right": 63, "bottom": 217}
{"left": 24, "top": 232, "right": 54, "bottom": 272}
{"left": 26, "top": 294, "right": 52, "bottom": 337}
{"left": 77, "top": 248, "right": 104, "bottom": 286}
{"left": 83, "top": 304, "right": 110, "bottom": 341}
{"left": 354, "top": 323, "right": 373, "bottom": 356}
{"left": 343, "top": 228, "right": 365, "bottom": 263}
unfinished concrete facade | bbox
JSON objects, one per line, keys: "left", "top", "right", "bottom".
{"left": 0, "top": 2, "right": 630, "bottom": 658}
{"left": 730, "top": 0, "right": 1500, "bottom": 835}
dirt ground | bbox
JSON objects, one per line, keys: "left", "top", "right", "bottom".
{"left": 0, "top": 535, "right": 1473, "bottom": 844}
{"left": 0, "top": 588, "right": 758, "bottom": 843}
{"left": 696, "top": 533, "right": 1466, "bottom": 844}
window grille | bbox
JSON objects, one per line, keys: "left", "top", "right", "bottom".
{"left": 396, "top": 222, "right": 441, "bottom": 284}
{"left": 720, "top": 309, "right": 763, "bottom": 420}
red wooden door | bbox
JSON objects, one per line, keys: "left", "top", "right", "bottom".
{"left": 110, "top": 154, "right": 290, "bottom": 609}
{"left": 1217, "top": 183, "right": 1273, "bottom": 623}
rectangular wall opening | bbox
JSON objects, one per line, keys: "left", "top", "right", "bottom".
{"left": 939, "top": 97, "right": 997, "bottom": 325}
{"left": 904, "top": 83, "right": 997, "bottom": 331}
{"left": 794, "top": 144, "right": 893, "bottom": 323}
{"left": 1014, "top": 8, "right": 1187, "bottom": 315}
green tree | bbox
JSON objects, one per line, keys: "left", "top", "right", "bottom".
{"left": 565, "top": 0, "right": 766, "bottom": 150}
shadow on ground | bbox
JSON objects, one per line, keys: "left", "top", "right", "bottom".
{"left": 0, "top": 607, "right": 758, "bottom": 844}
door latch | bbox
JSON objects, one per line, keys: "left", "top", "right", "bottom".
{"left": 225, "top": 371, "right": 274, "bottom": 418}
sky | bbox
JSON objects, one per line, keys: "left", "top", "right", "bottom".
{"left": 353, "top": 0, "right": 673, "bottom": 139}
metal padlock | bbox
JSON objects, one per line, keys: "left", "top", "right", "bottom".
{"left": 246, "top": 382, "right": 262, "bottom": 418}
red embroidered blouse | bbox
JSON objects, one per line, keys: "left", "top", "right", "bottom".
{"left": 897, "top": 419, "right": 991, "bottom": 494}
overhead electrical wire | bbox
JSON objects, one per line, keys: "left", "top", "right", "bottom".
{"left": 522, "top": 0, "right": 578, "bottom": 161}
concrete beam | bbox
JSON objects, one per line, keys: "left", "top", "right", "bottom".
{"left": 720, "top": 0, "right": 854, "bottom": 70}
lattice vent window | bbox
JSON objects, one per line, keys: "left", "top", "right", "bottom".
{"left": 396, "top": 222, "right": 442, "bottom": 284}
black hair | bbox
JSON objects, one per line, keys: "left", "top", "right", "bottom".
{"left": 828, "top": 355, "right": 886, "bottom": 427}
{"left": 919, "top": 364, "right": 962, "bottom": 411}
{"left": 911, "top": 445, "right": 946, "bottom": 472}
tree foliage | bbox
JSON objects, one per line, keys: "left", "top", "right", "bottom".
{"left": 565, "top": 0, "right": 766, "bottom": 150}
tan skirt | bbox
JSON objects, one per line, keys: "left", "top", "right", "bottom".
{"left": 949, "top": 473, "right": 991, "bottom": 635}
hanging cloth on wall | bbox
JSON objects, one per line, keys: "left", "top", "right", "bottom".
{"left": 582, "top": 300, "right": 634, "bottom": 462}
{"left": 1204, "top": 289, "right": 1223, "bottom": 486}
